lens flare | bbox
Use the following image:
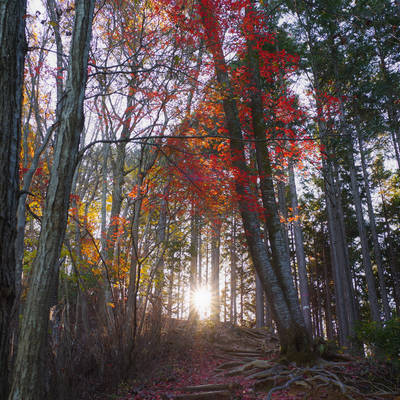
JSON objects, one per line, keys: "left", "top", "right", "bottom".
{"left": 193, "top": 287, "right": 211, "bottom": 318}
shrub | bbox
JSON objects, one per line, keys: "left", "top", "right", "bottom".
{"left": 355, "top": 317, "right": 400, "bottom": 366}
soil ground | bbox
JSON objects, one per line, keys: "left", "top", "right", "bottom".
{"left": 108, "top": 321, "right": 400, "bottom": 400}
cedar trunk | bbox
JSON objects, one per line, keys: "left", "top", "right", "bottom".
{"left": 0, "top": 1, "right": 27, "bottom": 397}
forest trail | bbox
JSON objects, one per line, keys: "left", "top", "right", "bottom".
{"left": 113, "top": 321, "right": 400, "bottom": 400}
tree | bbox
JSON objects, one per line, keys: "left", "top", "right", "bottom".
{"left": 10, "top": 1, "right": 95, "bottom": 398}
{"left": 0, "top": 1, "right": 27, "bottom": 397}
{"left": 194, "top": 0, "right": 313, "bottom": 360}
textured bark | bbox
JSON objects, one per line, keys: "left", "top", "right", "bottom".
{"left": 9, "top": 1, "right": 95, "bottom": 398}
{"left": 0, "top": 1, "right": 27, "bottom": 397}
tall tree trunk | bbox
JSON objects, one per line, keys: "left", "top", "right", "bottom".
{"left": 323, "top": 150, "right": 355, "bottom": 347}
{"left": 211, "top": 222, "right": 221, "bottom": 322}
{"left": 152, "top": 185, "right": 169, "bottom": 341}
{"left": 346, "top": 136, "right": 380, "bottom": 322}
{"left": 321, "top": 242, "right": 334, "bottom": 341}
{"left": 99, "top": 140, "right": 115, "bottom": 331}
{"left": 125, "top": 144, "right": 158, "bottom": 351}
{"left": 357, "top": 130, "right": 391, "bottom": 320}
{"left": 198, "top": 219, "right": 202, "bottom": 286}
{"left": 288, "top": 161, "right": 312, "bottom": 334}
{"left": 189, "top": 208, "right": 199, "bottom": 319}
{"left": 255, "top": 271, "right": 265, "bottom": 328}
{"left": 9, "top": 2, "right": 95, "bottom": 398}
{"left": 379, "top": 184, "right": 400, "bottom": 313}
{"left": 277, "top": 178, "right": 291, "bottom": 258}
{"left": 230, "top": 217, "right": 237, "bottom": 325}
{"left": 0, "top": 1, "right": 27, "bottom": 397}
{"left": 297, "top": 5, "right": 358, "bottom": 347}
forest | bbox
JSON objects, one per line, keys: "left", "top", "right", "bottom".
{"left": 1, "top": 0, "right": 400, "bottom": 399}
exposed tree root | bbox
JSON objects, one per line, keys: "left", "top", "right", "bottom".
{"left": 123, "top": 322, "right": 399, "bottom": 400}
{"left": 210, "top": 326, "right": 399, "bottom": 399}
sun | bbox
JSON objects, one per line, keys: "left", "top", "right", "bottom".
{"left": 193, "top": 287, "right": 211, "bottom": 318}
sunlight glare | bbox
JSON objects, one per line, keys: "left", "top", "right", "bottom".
{"left": 193, "top": 287, "right": 211, "bottom": 319}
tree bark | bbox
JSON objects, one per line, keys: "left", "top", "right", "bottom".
{"left": 0, "top": 1, "right": 27, "bottom": 397}
{"left": 288, "top": 161, "right": 312, "bottom": 334}
{"left": 9, "top": 1, "right": 95, "bottom": 398}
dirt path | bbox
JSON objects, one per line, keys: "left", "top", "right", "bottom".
{"left": 116, "top": 322, "right": 400, "bottom": 400}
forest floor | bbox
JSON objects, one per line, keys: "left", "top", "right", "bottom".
{"left": 108, "top": 321, "right": 400, "bottom": 400}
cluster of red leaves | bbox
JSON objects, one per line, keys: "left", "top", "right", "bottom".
{"left": 151, "top": 0, "right": 324, "bottom": 220}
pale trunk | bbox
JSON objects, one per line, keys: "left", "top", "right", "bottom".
{"left": 230, "top": 217, "right": 237, "bottom": 325}
{"left": 357, "top": 131, "right": 391, "bottom": 320}
{"left": 288, "top": 161, "right": 312, "bottom": 334}
{"left": 347, "top": 138, "right": 380, "bottom": 322}
{"left": 211, "top": 223, "right": 221, "bottom": 322}
{"left": 255, "top": 272, "right": 265, "bottom": 328}
{"left": 152, "top": 187, "right": 168, "bottom": 339}
{"left": 189, "top": 209, "right": 198, "bottom": 319}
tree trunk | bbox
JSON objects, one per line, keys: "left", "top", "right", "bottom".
{"left": 298, "top": 5, "right": 359, "bottom": 347}
{"left": 198, "top": 219, "right": 202, "bottom": 286}
{"left": 288, "top": 161, "right": 312, "bottom": 334}
{"left": 357, "top": 130, "right": 391, "bottom": 320}
{"left": 322, "top": 243, "right": 334, "bottom": 341}
{"left": 189, "top": 208, "right": 199, "bottom": 319}
{"left": 323, "top": 150, "right": 354, "bottom": 347}
{"left": 211, "top": 222, "right": 221, "bottom": 322}
{"left": 125, "top": 144, "right": 158, "bottom": 350}
{"left": 9, "top": 1, "right": 95, "bottom": 398}
{"left": 255, "top": 271, "right": 265, "bottom": 328}
{"left": 346, "top": 136, "right": 380, "bottom": 322}
{"left": 379, "top": 185, "right": 400, "bottom": 314}
{"left": 152, "top": 185, "right": 169, "bottom": 341}
{"left": 230, "top": 217, "right": 237, "bottom": 325}
{"left": 0, "top": 1, "right": 27, "bottom": 397}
